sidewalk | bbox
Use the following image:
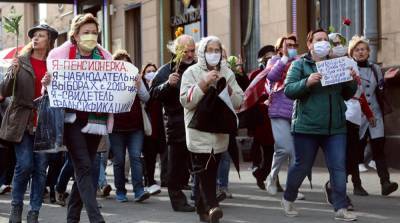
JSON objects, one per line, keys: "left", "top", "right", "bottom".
{"left": 0, "top": 163, "right": 399, "bottom": 223}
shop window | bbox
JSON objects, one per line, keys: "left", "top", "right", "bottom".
{"left": 170, "top": 0, "right": 201, "bottom": 42}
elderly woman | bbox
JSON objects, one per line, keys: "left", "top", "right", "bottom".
{"left": 180, "top": 36, "right": 243, "bottom": 223}
{"left": 0, "top": 24, "right": 58, "bottom": 223}
{"left": 282, "top": 29, "right": 358, "bottom": 221}
{"left": 348, "top": 35, "right": 399, "bottom": 196}
{"left": 44, "top": 13, "right": 112, "bottom": 223}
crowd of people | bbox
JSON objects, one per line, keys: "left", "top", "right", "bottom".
{"left": 0, "top": 13, "right": 399, "bottom": 223}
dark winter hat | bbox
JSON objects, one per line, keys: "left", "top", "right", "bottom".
{"left": 257, "top": 45, "right": 275, "bottom": 59}
{"left": 28, "top": 24, "right": 58, "bottom": 40}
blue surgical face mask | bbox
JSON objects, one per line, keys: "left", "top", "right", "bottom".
{"left": 288, "top": 49, "right": 298, "bottom": 59}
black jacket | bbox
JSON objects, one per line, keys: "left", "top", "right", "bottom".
{"left": 150, "top": 61, "right": 194, "bottom": 144}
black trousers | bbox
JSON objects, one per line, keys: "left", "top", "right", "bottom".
{"left": 346, "top": 121, "right": 363, "bottom": 186}
{"left": 191, "top": 152, "right": 221, "bottom": 215}
{"left": 360, "top": 130, "right": 390, "bottom": 184}
{"left": 46, "top": 153, "right": 64, "bottom": 192}
{"left": 0, "top": 146, "right": 15, "bottom": 186}
{"left": 143, "top": 136, "right": 168, "bottom": 186}
{"left": 64, "top": 121, "right": 104, "bottom": 223}
{"left": 251, "top": 141, "right": 274, "bottom": 181}
{"left": 167, "top": 142, "right": 191, "bottom": 209}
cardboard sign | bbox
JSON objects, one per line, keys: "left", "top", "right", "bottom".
{"left": 316, "top": 57, "right": 353, "bottom": 86}
{"left": 47, "top": 59, "right": 139, "bottom": 113}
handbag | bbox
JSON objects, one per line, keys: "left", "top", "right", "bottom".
{"left": 33, "top": 93, "right": 67, "bottom": 153}
{"left": 141, "top": 101, "right": 152, "bottom": 136}
{"left": 188, "top": 77, "right": 238, "bottom": 134}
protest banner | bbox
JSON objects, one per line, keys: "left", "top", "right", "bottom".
{"left": 316, "top": 56, "right": 353, "bottom": 86}
{"left": 47, "top": 59, "right": 139, "bottom": 113}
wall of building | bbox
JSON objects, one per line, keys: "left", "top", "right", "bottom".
{"left": 378, "top": 0, "right": 400, "bottom": 67}
{"left": 110, "top": 0, "right": 159, "bottom": 68}
{"left": 259, "top": 0, "right": 290, "bottom": 48}
{"left": 207, "top": 0, "right": 231, "bottom": 55}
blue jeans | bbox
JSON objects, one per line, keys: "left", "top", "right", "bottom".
{"left": 109, "top": 130, "right": 145, "bottom": 198}
{"left": 96, "top": 152, "right": 108, "bottom": 188}
{"left": 284, "top": 133, "right": 348, "bottom": 211}
{"left": 11, "top": 133, "right": 48, "bottom": 211}
{"left": 217, "top": 151, "right": 230, "bottom": 189}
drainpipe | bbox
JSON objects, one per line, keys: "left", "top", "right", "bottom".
{"left": 363, "top": 0, "right": 378, "bottom": 63}
{"left": 103, "top": 0, "right": 110, "bottom": 51}
{"left": 73, "top": 0, "right": 78, "bottom": 15}
{"left": 200, "top": 0, "right": 207, "bottom": 37}
{"left": 159, "top": 0, "right": 164, "bottom": 65}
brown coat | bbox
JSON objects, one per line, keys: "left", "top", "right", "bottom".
{"left": 0, "top": 52, "right": 36, "bottom": 143}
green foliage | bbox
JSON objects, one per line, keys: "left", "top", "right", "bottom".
{"left": 3, "top": 15, "right": 22, "bottom": 35}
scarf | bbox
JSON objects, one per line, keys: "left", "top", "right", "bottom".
{"left": 69, "top": 45, "right": 110, "bottom": 135}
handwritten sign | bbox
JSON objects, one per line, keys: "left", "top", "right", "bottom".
{"left": 316, "top": 57, "right": 353, "bottom": 86}
{"left": 47, "top": 59, "right": 139, "bottom": 113}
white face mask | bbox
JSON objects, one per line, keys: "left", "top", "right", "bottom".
{"left": 331, "top": 45, "right": 348, "bottom": 57}
{"left": 313, "top": 41, "right": 331, "bottom": 58}
{"left": 144, "top": 72, "right": 156, "bottom": 81}
{"left": 205, "top": 53, "right": 221, "bottom": 66}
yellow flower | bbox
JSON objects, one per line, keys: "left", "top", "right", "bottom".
{"left": 177, "top": 27, "right": 184, "bottom": 32}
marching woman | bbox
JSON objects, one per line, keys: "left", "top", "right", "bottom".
{"left": 43, "top": 14, "right": 112, "bottom": 223}
{"left": 0, "top": 24, "right": 58, "bottom": 223}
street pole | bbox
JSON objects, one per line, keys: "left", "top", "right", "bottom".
{"left": 363, "top": 0, "right": 378, "bottom": 63}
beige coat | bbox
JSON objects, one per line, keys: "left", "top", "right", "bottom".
{"left": 180, "top": 37, "right": 243, "bottom": 154}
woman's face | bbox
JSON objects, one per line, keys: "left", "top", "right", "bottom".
{"left": 32, "top": 30, "right": 50, "bottom": 51}
{"left": 352, "top": 43, "right": 369, "bottom": 62}
{"left": 74, "top": 23, "right": 98, "bottom": 43}
{"left": 145, "top": 66, "right": 156, "bottom": 74}
{"left": 308, "top": 31, "right": 329, "bottom": 51}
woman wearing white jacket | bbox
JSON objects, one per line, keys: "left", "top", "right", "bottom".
{"left": 180, "top": 36, "right": 243, "bottom": 223}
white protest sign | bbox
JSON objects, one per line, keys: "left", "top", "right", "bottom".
{"left": 316, "top": 56, "right": 353, "bottom": 86}
{"left": 47, "top": 59, "right": 139, "bottom": 113}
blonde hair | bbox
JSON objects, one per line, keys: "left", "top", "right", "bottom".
{"left": 68, "top": 13, "right": 100, "bottom": 44}
{"left": 166, "top": 34, "right": 195, "bottom": 54}
{"left": 348, "top": 35, "right": 370, "bottom": 57}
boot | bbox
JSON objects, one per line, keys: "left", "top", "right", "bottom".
{"left": 209, "top": 207, "right": 223, "bottom": 223}
{"left": 381, "top": 181, "right": 398, "bottom": 196}
{"left": 353, "top": 184, "right": 369, "bottom": 196}
{"left": 168, "top": 189, "right": 195, "bottom": 212}
{"left": 8, "top": 205, "right": 22, "bottom": 223}
{"left": 27, "top": 211, "right": 39, "bottom": 223}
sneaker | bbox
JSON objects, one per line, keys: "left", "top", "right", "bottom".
{"left": 324, "top": 181, "right": 333, "bottom": 205}
{"left": 281, "top": 198, "right": 298, "bottom": 217}
{"left": 358, "top": 164, "right": 368, "bottom": 172}
{"left": 334, "top": 208, "right": 357, "bottom": 221}
{"left": 115, "top": 193, "right": 128, "bottom": 202}
{"left": 0, "top": 185, "right": 12, "bottom": 195}
{"left": 266, "top": 175, "right": 277, "bottom": 195}
{"left": 146, "top": 184, "right": 161, "bottom": 195}
{"left": 296, "top": 192, "right": 305, "bottom": 200}
{"left": 256, "top": 179, "right": 266, "bottom": 190}
{"left": 381, "top": 181, "right": 398, "bottom": 196}
{"left": 134, "top": 191, "right": 150, "bottom": 202}
{"left": 9, "top": 205, "right": 22, "bottom": 223}
{"left": 216, "top": 190, "right": 227, "bottom": 203}
{"left": 368, "top": 160, "right": 377, "bottom": 170}
{"left": 219, "top": 188, "right": 233, "bottom": 199}
{"left": 353, "top": 185, "right": 368, "bottom": 196}
{"left": 27, "top": 211, "right": 39, "bottom": 223}
{"left": 101, "top": 184, "right": 112, "bottom": 197}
